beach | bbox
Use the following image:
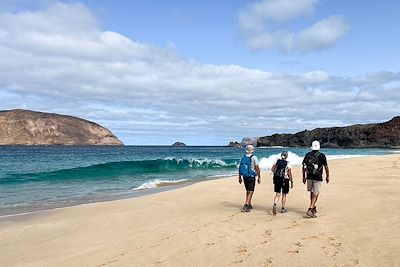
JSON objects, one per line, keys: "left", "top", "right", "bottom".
{"left": 1, "top": 155, "right": 399, "bottom": 266}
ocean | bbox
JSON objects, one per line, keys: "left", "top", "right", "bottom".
{"left": 0, "top": 146, "right": 397, "bottom": 216}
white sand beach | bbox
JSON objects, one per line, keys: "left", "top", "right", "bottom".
{"left": 1, "top": 155, "right": 400, "bottom": 266}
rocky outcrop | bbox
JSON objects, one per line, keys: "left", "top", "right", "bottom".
{"left": 0, "top": 109, "right": 123, "bottom": 145}
{"left": 228, "top": 141, "right": 241, "bottom": 147}
{"left": 172, "top": 142, "right": 186, "bottom": 147}
{"left": 257, "top": 116, "right": 400, "bottom": 148}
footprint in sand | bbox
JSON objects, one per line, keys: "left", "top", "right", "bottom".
{"left": 322, "top": 237, "right": 343, "bottom": 257}
{"left": 236, "top": 245, "right": 247, "bottom": 255}
{"left": 260, "top": 230, "right": 273, "bottom": 244}
{"left": 261, "top": 257, "right": 273, "bottom": 266}
{"left": 349, "top": 258, "right": 359, "bottom": 265}
{"left": 288, "top": 242, "right": 303, "bottom": 255}
{"left": 285, "top": 219, "right": 301, "bottom": 229}
{"left": 230, "top": 245, "right": 251, "bottom": 266}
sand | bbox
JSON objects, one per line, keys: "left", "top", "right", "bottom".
{"left": 1, "top": 155, "right": 400, "bottom": 267}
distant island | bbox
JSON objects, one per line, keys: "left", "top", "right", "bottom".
{"left": 171, "top": 142, "right": 186, "bottom": 147}
{"left": 257, "top": 116, "right": 400, "bottom": 148}
{"left": 0, "top": 109, "right": 123, "bottom": 146}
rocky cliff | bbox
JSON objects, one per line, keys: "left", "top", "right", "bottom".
{"left": 257, "top": 116, "right": 400, "bottom": 148}
{"left": 0, "top": 109, "right": 123, "bottom": 145}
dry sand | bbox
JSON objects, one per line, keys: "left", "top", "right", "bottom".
{"left": 1, "top": 155, "right": 400, "bottom": 267}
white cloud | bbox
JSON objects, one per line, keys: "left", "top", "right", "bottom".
{"left": 239, "top": 0, "right": 318, "bottom": 32}
{"left": 238, "top": 0, "right": 348, "bottom": 53}
{"left": 0, "top": 2, "right": 398, "bottom": 145}
{"left": 296, "top": 16, "right": 349, "bottom": 51}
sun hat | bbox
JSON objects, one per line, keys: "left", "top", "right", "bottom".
{"left": 281, "top": 151, "right": 288, "bottom": 159}
{"left": 245, "top": 144, "right": 255, "bottom": 154}
{"left": 311, "top": 140, "right": 320, "bottom": 150}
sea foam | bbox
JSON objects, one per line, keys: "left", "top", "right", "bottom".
{"left": 132, "top": 179, "right": 188, "bottom": 191}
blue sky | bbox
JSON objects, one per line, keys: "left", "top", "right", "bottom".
{"left": 0, "top": 0, "right": 399, "bottom": 145}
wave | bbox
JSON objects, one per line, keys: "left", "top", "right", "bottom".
{"left": 132, "top": 179, "right": 188, "bottom": 190}
{"left": 258, "top": 152, "right": 373, "bottom": 171}
{"left": 258, "top": 151, "right": 304, "bottom": 170}
{"left": 0, "top": 158, "right": 238, "bottom": 184}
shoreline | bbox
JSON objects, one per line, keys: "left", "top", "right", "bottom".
{"left": 1, "top": 154, "right": 400, "bottom": 266}
{"left": 0, "top": 154, "right": 390, "bottom": 218}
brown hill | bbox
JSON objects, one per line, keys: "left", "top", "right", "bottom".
{"left": 257, "top": 116, "right": 400, "bottom": 148}
{"left": 0, "top": 109, "right": 123, "bottom": 145}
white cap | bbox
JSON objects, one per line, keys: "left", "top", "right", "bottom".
{"left": 245, "top": 144, "right": 255, "bottom": 154}
{"left": 311, "top": 140, "right": 320, "bottom": 150}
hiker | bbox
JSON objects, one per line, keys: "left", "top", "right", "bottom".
{"left": 302, "top": 140, "right": 330, "bottom": 218}
{"left": 271, "top": 151, "right": 293, "bottom": 214}
{"left": 238, "top": 144, "right": 261, "bottom": 212}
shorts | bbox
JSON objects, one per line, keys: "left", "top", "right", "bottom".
{"left": 307, "top": 179, "right": 322, "bottom": 193}
{"left": 243, "top": 177, "right": 256, "bottom": 192}
{"left": 274, "top": 179, "right": 289, "bottom": 194}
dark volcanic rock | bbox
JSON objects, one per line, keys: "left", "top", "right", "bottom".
{"left": 172, "top": 142, "right": 186, "bottom": 147}
{"left": 257, "top": 116, "right": 400, "bottom": 148}
{"left": 228, "top": 141, "right": 241, "bottom": 147}
{"left": 0, "top": 109, "right": 123, "bottom": 145}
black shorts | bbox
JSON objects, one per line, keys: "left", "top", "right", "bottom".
{"left": 274, "top": 179, "right": 289, "bottom": 194}
{"left": 243, "top": 177, "right": 256, "bottom": 192}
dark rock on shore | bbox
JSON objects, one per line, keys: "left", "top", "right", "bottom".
{"left": 257, "top": 116, "right": 400, "bottom": 148}
{"left": 0, "top": 109, "right": 123, "bottom": 145}
{"left": 172, "top": 142, "right": 186, "bottom": 147}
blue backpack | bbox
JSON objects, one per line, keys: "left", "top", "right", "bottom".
{"left": 239, "top": 155, "right": 256, "bottom": 178}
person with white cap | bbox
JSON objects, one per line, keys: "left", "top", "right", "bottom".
{"left": 271, "top": 151, "right": 293, "bottom": 214}
{"left": 238, "top": 144, "right": 261, "bottom": 212}
{"left": 302, "top": 140, "right": 330, "bottom": 218}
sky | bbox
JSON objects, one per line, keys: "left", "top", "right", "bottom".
{"left": 0, "top": 0, "right": 399, "bottom": 145}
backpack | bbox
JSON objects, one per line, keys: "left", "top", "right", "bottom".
{"left": 273, "top": 159, "right": 287, "bottom": 182}
{"left": 239, "top": 155, "right": 256, "bottom": 178}
{"left": 304, "top": 151, "right": 321, "bottom": 175}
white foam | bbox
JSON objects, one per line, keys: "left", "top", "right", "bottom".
{"left": 163, "top": 157, "right": 229, "bottom": 167}
{"left": 326, "top": 154, "right": 367, "bottom": 160}
{"left": 132, "top": 179, "right": 188, "bottom": 191}
{"left": 258, "top": 151, "right": 304, "bottom": 171}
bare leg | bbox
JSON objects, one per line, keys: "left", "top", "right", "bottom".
{"left": 246, "top": 191, "right": 254, "bottom": 205}
{"left": 282, "top": 194, "right": 287, "bottom": 208}
{"left": 274, "top": 193, "right": 281, "bottom": 205}
{"left": 310, "top": 193, "right": 319, "bottom": 209}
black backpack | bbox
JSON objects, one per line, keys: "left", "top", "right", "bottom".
{"left": 304, "top": 151, "right": 321, "bottom": 175}
{"left": 273, "top": 159, "right": 287, "bottom": 182}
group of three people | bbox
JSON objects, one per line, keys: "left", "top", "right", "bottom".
{"left": 238, "top": 141, "right": 330, "bottom": 218}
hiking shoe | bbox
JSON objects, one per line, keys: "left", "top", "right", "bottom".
{"left": 242, "top": 204, "right": 250, "bottom": 212}
{"left": 312, "top": 207, "right": 317, "bottom": 214}
{"left": 272, "top": 204, "right": 277, "bottom": 215}
{"left": 248, "top": 204, "right": 253, "bottom": 210}
{"left": 281, "top": 208, "right": 288, "bottom": 213}
{"left": 306, "top": 208, "right": 314, "bottom": 217}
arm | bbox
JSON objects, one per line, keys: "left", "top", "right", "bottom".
{"left": 238, "top": 169, "right": 242, "bottom": 184}
{"left": 325, "top": 165, "right": 330, "bottom": 183}
{"left": 271, "top": 164, "right": 276, "bottom": 173}
{"left": 288, "top": 168, "right": 293, "bottom": 188}
{"left": 302, "top": 165, "right": 306, "bottom": 184}
{"left": 255, "top": 164, "right": 261, "bottom": 184}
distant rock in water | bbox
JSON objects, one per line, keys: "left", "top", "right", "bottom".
{"left": 172, "top": 142, "right": 186, "bottom": 147}
{"left": 0, "top": 109, "right": 123, "bottom": 145}
{"left": 257, "top": 116, "right": 400, "bottom": 148}
{"left": 228, "top": 141, "right": 241, "bottom": 147}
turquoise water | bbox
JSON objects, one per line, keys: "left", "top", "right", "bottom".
{"left": 0, "top": 146, "right": 397, "bottom": 216}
